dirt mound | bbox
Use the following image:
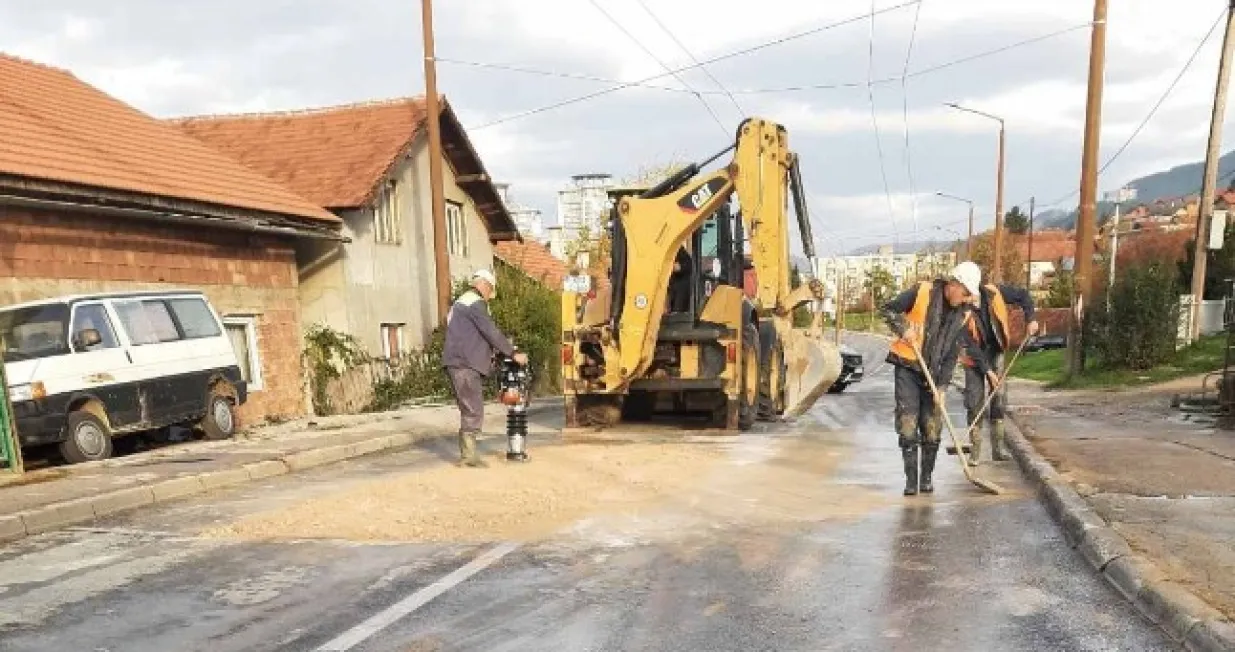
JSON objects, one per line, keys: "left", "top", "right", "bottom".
{"left": 202, "top": 434, "right": 893, "bottom": 545}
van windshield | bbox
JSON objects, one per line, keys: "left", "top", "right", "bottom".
{"left": 0, "top": 304, "right": 70, "bottom": 363}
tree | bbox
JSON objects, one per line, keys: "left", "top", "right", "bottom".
{"left": 970, "top": 232, "right": 1025, "bottom": 286}
{"left": 1179, "top": 221, "right": 1235, "bottom": 300}
{"left": 864, "top": 264, "right": 896, "bottom": 309}
{"left": 1004, "top": 205, "right": 1030, "bottom": 235}
{"left": 1086, "top": 261, "right": 1180, "bottom": 370}
{"left": 1044, "top": 269, "right": 1075, "bottom": 309}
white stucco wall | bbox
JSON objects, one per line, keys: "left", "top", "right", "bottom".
{"left": 299, "top": 134, "right": 497, "bottom": 355}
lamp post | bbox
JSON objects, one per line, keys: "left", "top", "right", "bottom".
{"left": 945, "top": 103, "right": 1006, "bottom": 282}
{"left": 935, "top": 191, "right": 975, "bottom": 261}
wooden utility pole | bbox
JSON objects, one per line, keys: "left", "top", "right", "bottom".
{"left": 1190, "top": 0, "right": 1235, "bottom": 342}
{"left": 1067, "top": 0, "right": 1108, "bottom": 379}
{"left": 1026, "top": 197, "right": 1036, "bottom": 288}
{"left": 422, "top": 0, "right": 452, "bottom": 327}
{"left": 994, "top": 122, "right": 1006, "bottom": 283}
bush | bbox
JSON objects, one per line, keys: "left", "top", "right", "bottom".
{"left": 364, "top": 263, "right": 562, "bottom": 412}
{"left": 1085, "top": 261, "right": 1180, "bottom": 370}
{"left": 303, "top": 324, "right": 369, "bottom": 416}
{"left": 486, "top": 262, "right": 562, "bottom": 395}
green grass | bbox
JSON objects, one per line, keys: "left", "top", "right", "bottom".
{"left": 1008, "top": 334, "right": 1228, "bottom": 390}
{"left": 837, "top": 312, "right": 890, "bottom": 335}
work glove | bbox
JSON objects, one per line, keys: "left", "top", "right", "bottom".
{"left": 887, "top": 314, "right": 910, "bottom": 338}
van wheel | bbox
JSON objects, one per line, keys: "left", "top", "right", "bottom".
{"left": 200, "top": 392, "right": 237, "bottom": 441}
{"left": 59, "top": 411, "right": 113, "bottom": 464}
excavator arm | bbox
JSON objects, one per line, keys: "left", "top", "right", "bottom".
{"left": 733, "top": 118, "right": 827, "bottom": 319}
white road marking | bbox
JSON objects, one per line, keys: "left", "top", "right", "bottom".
{"left": 315, "top": 542, "right": 519, "bottom": 651}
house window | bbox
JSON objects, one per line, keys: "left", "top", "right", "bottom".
{"left": 223, "top": 316, "right": 264, "bottom": 391}
{"left": 380, "top": 323, "right": 405, "bottom": 359}
{"left": 375, "top": 179, "right": 402, "bottom": 245}
{"left": 446, "top": 200, "right": 468, "bottom": 256}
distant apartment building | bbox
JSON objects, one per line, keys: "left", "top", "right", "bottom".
{"left": 557, "top": 173, "right": 613, "bottom": 239}
{"left": 494, "top": 182, "right": 546, "bottom": 242}
{"left": 814, "top": 245, "right": 956, "bottom": 304}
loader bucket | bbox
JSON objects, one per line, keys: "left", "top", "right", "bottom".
{"left": 782, "top": 328, "right": 842, "bottom": 418}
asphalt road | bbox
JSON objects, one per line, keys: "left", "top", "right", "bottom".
{"left": 0, "top": 335, "right": 1173, "bottom": 651}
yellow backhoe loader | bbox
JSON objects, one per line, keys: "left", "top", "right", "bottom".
{"left": 560, "top": 117, "right": 841, "bottom": 430}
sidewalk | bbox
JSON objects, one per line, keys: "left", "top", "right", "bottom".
{"left": 0, "top": 399, "right": 563, "bottom": 543}
{"left": 1008, "top": 378, "right": 1235, "bottom": 648}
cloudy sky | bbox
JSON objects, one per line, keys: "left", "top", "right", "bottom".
{"left": 2, "top": 0, "right": 1231, "bottom": 255}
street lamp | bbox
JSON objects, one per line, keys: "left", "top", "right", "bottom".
{"left": 945, "top": 102, "right": 1006, "bottom": 282}
{"left": 935, "top": 191, "right": 975, "bottom": 260}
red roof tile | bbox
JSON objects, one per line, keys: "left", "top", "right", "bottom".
{"left": 172, "top": 98, "right": 426, "bottom": 209}
{"left": 495, "top": 240, "right": 570, "bottom": 289}
{"left": 0, "top": 53, "right": 336, "bottom": 224}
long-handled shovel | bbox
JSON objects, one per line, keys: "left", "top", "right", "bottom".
{"left": 905, "top": 336, "right": 1004, "bottom": 495}
{"left": 947, "top": 336, "right": 1030, "bottom": 459}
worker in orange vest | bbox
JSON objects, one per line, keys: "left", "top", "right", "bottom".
{"left": 882, "top": 262, "right": 997, "bottom": 496}
{"left": 959, "top": 277, "right": 1039, "bottom": 464}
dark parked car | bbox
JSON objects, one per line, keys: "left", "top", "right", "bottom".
{"left": 829, "top": 345, "right": 864, "bottom": 393}
{"left": 1024, "top": 334, "right": 1067, "bottom": 353}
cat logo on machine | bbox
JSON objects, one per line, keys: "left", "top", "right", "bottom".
{"left": 677, "top": 178, "right": 727, "bottom": 214}
{"left": 634, "top": 294, "right": 649, "bottom": 309}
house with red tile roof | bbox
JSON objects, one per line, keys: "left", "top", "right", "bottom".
{"left": 0, "top": 53, "right": 343, "bottom": 425}
{"left": 172, "top": 97, "right": 519, "bottom": 357}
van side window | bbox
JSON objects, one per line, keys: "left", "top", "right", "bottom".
{"left": 168, "top": 298, "right": 221, "bottom": 339}
{"left": 115, "top": 300, "right": 181, "bottom": 346}
{"left": 70, "top": 304, "right": 119, "bottom": 351}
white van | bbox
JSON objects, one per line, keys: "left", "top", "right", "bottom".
{"left": 0, "top": 290, "right": 247, "bottom": 463}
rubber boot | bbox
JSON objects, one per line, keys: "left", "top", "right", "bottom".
{"left": 902, "top": 445, "right": 919, "bottom": 496}
{"left": 990, "top": 419, "right": 1010, "bottom": 462}
{"left": 968, "top": 416, "right": 983, "bottom": 468}
{"left": 920, "top": 445, "right": 938, "bottom": 494}
{"left": 457, "top": 431, "right": 488, "bottom": 468}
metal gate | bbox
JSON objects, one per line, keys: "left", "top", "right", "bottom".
{"left": 1220, "top": 280, "right": 1235, "bottom": 429}
{"left": 0, "top": 359, "right": 22, "bottom": 474}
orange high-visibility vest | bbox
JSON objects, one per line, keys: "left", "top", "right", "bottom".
{"left": 888, "top": 281, "right": 935, "bottom": 362}
{"left": 962, "top": 283, "right": 1011, "bottom": 367}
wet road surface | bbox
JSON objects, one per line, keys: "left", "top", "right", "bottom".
{"left": 0, "top": 335, "right": 1173, "bottom": 651}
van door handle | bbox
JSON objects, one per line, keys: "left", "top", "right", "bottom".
{"left": 125, "top": 350, "right": 133, "bottom": 363}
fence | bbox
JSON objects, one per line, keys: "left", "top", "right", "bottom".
{"left": 1177, "top": 296, "right": 1229, "bottom": 347}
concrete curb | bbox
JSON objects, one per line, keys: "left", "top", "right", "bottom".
{"left": 1008, "top": 412, "right": 1235, "bottom": 652}
{"left": 0, "top": 430, "right": 431, "bottom": 546}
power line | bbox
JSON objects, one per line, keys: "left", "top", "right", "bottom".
{"left": 633, "top": 0, "right": 745, "bottom": 117}
{"left": 866, "top": 0, "right": 899, "bottom": 248}
{"left": 466, "top": 0, "right": 921, "bottom": 130}
{"left": 586, "top": 0, "right": 727, "bottom": 134}
{"left": 1099, "top": 8, "right": 1225, "bottom": 176}
{"left": 1019, "top": 10, "right": 1226, "bottom": 212}
{"left": 440, "top": 21, "right": 1092, "bottom": 98}
{"left": 900, "top": 0, "right": 925, "bottom": 237}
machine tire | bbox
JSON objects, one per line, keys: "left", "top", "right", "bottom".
{"left": 739, "top": 323, "right": 759, "bottom": 430}
{"left": 59, "top": 410, "right": 113, "bottom": 464}
{"left": 200, "top": 391, "right": 237, "bottom": 441}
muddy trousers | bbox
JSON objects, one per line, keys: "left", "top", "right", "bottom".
{"left": 963, "top": 352, "right": 1009, "bottom": 462}
{"left": 446, "top": 366, "right": 488, "bottom": 467}
{"left": 894, "top": 365, "right": 941, "bottom": 495}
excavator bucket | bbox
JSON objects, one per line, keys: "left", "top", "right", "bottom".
{"left": 781, "top": 326, "right": 842, "bottom": 419}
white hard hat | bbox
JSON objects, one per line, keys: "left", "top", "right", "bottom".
{"left": 472, "top": 269, "right": 497, "bottom": 287}
{"left": 949, "top": 261, "right": 981, "bottom": 298}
